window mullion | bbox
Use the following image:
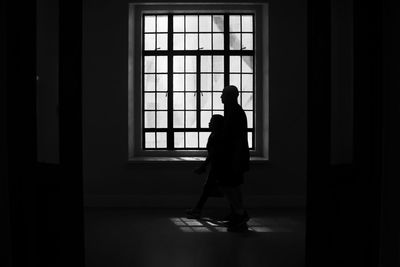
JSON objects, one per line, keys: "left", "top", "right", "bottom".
{"left": 167, "top": 14, "right": 174, "bottom": 150}
{"left": 196, "top": 54, "right": 201, "bottom": 130}
{"left": 142, "top": 15, "right": 145, "bottom": 150}
{"left": 197, "top": 15, "right": 200, "bottom": 147}
{"left": 224, "top": 14, "right": 229, "bottom": 87}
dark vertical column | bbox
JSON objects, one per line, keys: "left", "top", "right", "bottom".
{"left": 5, "top": 0, "right": 38, "bottom": 266}
{"left": 36, "top": 0, "right": 60, "bottom": 164}
{"left": 307, "top": 0, "right": 384, "bottom": 266}
{"left": 0, "top": 0, "right": 11, "bottom": 265}
{"left": 305, "top": 0, "right": 332, "bottom": 266}
{"left": 352, "top": 0, "right": 382, "bottom": 266}
{"left": 330, "top": 0, "right": 354, "bottom": 165}
{"left": 57, "top": 0, "right": 85, "bottom": 266}
{"left": 381, "top": 1, "right": 400, "bottom": 266}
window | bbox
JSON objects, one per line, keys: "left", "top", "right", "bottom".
{"left": 142, "top": 14, "right": 255, "bottom": 150}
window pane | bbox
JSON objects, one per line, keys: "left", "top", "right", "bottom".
{"left": 201, "top": 56, "right": 212, "bottom": 72}
{"left": 229, "top": 15, "right": 241, "bottom": 32}
{"left": 242, "top": 74, "right": 253, "bottom": 91}
{"left": 144, "top": 16, "right": 155, "bottom": 32}
{"left": 230, "top": 33, "right": 241, "bottom": 50}
{"left": 213, "top": 74, "right": 224, "bottom": 91}
{"left": 173, "top": 16, "right": 184, "bottom": 32}
{"left": 173, "top": 74, "right": 184, "bottom": 91}
{"left": 145, "top": 132, "right": 155, "bottom": 148}
{"left": 144, "top": 56, "right": 155, "bottom": 73}
{"left": 156, "top": 93, "right": 167, "bottom": 110}
{"left": 157, "top": 56, "right": 168, "bottom": 73}
{"left": 157, "top": 132, "right": 167, "bottom": 148}
{"left": 185, "top": 93, "right": 196, "bottom": 110}
{"left": 144, "top": 112, "right": 155, "bottom": 128}
{"left": 186, "top": 15, "right": 198, "bottom": 32}
{"left": 213, "top": 92, "right": 223, "bottom": 109}
{"left": 229, "top": 74, "right": 241, "bottom": 91}
{"left": 242, "top": 93, "right": 253, "bottom": 110}
{"left": 157, "top": 34, "right": 168, "bottom": 50}
{"left": 242, "top": 56, "right": 253, "bottom": 73}
{"left": 230, "top": 56, "right": 241, "bottom": 73}
{"left": 186, "top": 34, "right": 198, "bottom": 50}
{"left": 173, "top": 56, "right": 184, "bottom": 72}
{"left": 144, "top": 34, "right": 155, "bottom": 50}
{"left": 186, "top": 132, "right": 198, "bottom": 148}
{"left": 157, "top": 16, "right": 168, "bottom": 32}
{"left": 156, "top": 111, "right": 167, "bottom": 128}
{"left": 144, "top": 74, "right": 155, "bottom": 91}
{"left": 185, "top": 56, "right": 196, "bottom": 72}
{"left": 242, "top": 33, "right": 253, "bottom": 50}
{"left": 201, "top": 111, "right": 212, "bottom": 128}
{"left": 199, "top": 15, "right": 211, "bottom": 32}
{"left": 201, "top": 92, "right": 211, "bottom": 109}
{"left": 247, "top": 132, "right": 253, "bottom": 148}
{"left": 174, "top": 132, "right": 184, "bottom": 148}
{"left": 213, "top": 56, "right": 224, "bottom": 72}
{"left": 144, "top": 93, "right": 155, "bottom": 110}
{"left": 173, "top": 111, "right": 184, "bottom": 128}
{"left": 200, "top": 74, "right": 212, "bottom": 91}
{"left": 242, "top": 15, "right": 253, "bottom": 32}
{"left": 156, "top": 74, "right": 167, "bottom": 91}
{"left": 173, "top": 34, "right": 184, "bottom": 50}
{"left": 199, "top": 34, "right": 211, "bottom": 50}
{"left": 245, "top": 111, "right": 253, "bottom": 128}
{"left": 213, "top": 34, "right": 224, "bottom": 50}
{"left": 186, "top": 111, "right": 196, "bottom": 128}
{"left": 185, "top": 74, "right": 196, "bottom": 92}
{"left": 173, "top": 93, "right": 184, "bottom": 109}
{"left": 212, "top": 15, "right": 224, "bottom": 32}
{"left": 199, "top": 132, "right": 210, "bottom": 148}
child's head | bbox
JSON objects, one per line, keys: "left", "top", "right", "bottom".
{"left": 209, "top": 114, "right": 224, "bottom": 132}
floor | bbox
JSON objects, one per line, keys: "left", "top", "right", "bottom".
{"left": 85, "top": 208, "right": 305, "bottom": 267}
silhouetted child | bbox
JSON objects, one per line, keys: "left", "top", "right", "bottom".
{"left": 186, "top": 114, "right": 226, "bottom": 219}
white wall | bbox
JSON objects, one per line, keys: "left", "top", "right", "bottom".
{"left": 82, "top": 0, "right": 307, "bottom": 207}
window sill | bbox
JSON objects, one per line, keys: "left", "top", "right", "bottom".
{"left": 128, "top": 156, "right": 268, "bottom": 163}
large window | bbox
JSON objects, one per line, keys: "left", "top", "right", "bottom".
{"left": 142, "top": 14, "right": 255, "bottom": 150}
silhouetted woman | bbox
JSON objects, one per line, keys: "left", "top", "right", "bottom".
{"left": 186, "top": 114, "right": 225, "bottom": 218}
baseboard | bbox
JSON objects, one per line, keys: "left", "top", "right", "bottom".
{"left": 84, "top": 194, "right": 306, "bottom": 208}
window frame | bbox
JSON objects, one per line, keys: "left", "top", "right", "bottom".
{"left": 129, "top": 3, "right": 268, "bottom": 159}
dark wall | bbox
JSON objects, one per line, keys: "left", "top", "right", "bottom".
{"left": 82, "top": 0, "right": 307, "bottom": 207}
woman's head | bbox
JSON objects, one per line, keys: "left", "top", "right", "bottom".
{"left": 209, "top": 114, "right": 224, "bottom": 132}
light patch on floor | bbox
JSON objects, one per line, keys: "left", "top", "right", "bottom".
{"left": 169, "top": 217, "right": 293, "bottom": 233}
